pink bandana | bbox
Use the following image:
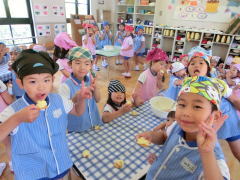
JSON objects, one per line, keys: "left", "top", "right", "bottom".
{"left": 146, "top": 48, "right": 168, "bottom": 62}
{"left": 54, "top": 32, "right": 77, "bottom": 50}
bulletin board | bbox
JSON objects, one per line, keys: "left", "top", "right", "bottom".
{"left": 70, "top": 15, "right": 96, "bottom": 46}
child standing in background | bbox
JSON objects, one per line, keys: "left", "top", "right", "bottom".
{"left": 9, "top": 46, "right": 25, "bottom": 99}
{"left": 0, "top": 42, "right": 10, "bottom": 65}
{"left": 0, "top": 80, "right": 13, "bottom": 113}
{"left": 133, "top": 25, "right": 147, "bottom": 71}
{"left": 82, "top": 23, "right": 99, "bottom": 71}
{"left": 100, "top": 21, "right": 113, "bottom": 67}
{"left": 114, "top": 23, "right": 125, "bottom": 65}
{"left": 58, "top": 47, "right": 102, "bottom": 132}
{"left": 54, "top": 32, "right": 77, "bottom": 82}
{"left": 137, "top": 76, "right": 230, "bottom": 180}
{"left": 102, "top": 80, "right": 132, "bottom": 123}
{"left": 179, "top": 54, "right": 188, "bottom": 67}
{"left": 120, "top": 25, "right": 134, "bottom": 78}
{"left": 162, "top": 61, "right": 186, "bottom": 100}
{"left": 132, "top": 48, "right": 169, "bottom": 106}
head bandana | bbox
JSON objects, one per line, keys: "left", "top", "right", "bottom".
{"left": 188, "top": 46, "right": 212, "bottom": 66}
{"left": 146, "top": 48, "right": 168, "bottom": 62}
{"left": 108, "top": 80, "right": 126, "bottom": 94}
{"left": 67, "top": 46, "right": 93, "bottom": 61}
{"left": 54, "top": 32, "right": 77, "bottom": 50}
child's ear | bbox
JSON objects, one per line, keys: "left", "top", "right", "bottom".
{"left": 16, "top": 79, "right": 23, "bottom": 89}
{"left": 68, "top": 61, "right": 72, "bottom": 67}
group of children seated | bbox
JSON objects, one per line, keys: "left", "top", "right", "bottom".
{"left": 0, "top": 22, "right": 240, "bottom": 179}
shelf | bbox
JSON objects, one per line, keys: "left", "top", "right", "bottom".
{"left": 213, "top": 42, "right": 230, "bottom": 46}
{"left": 229, "top": 52, "right": 240, "bottom": 56}
{"left": 187, "top": 39, "right": 200, "bottom": 42}
{"left": 162, "top": 36, "right": 174, "bottom": 38}
{"left": 143, "top": 33, "right": 152, "bottom": 36}
{"left": 230, "top": 47, "right": 240, "bottom": 50}
{"left": 116, "top": 12, "right": 126, "bottom": 14}
{"left": 153, "top": 36, "right": 162, "bottom": 39}
{"left": 135, "top": 5, "right": 155, "bottom": 7}
{"left": 117, "top": 4, "right": 134, "bottom": 6}
{"left": 135, "top": 13, "right": 154, "bottom": 16}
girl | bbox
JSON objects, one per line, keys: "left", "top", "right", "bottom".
{"left": 120, "top": 25, "right": 134, "bottom": 78}
{"left": 137, "top": 76, "right": 230, "bottom": 179}
{"left": 0, "top": 80, "right": 13, "bottom": 113}
{"left": 58, "top": 46, "right": 102, "bottom": 132}
{"left": 102, "top": 80, "right": 132, "bottom": 123}
{"left": 132, "top": 48, "right": 169, "bottom": 107}
{"left": 100, "top": 21, "right": 113, "bottom": 67}
{"left": 54, "top": 32, "right": 77, "bottom": 83}
{"left": 162, "top": 61, "right": 186, "bottom": 100}
{"left": 9, "top": 46, "right": 25, "bottom": 99}
{"left": 226, "top": 63, "right": 240, "bottom": 88}
{"left": 114, "top": 23, "right": 125, "bottom": 65}
{"left": 210, "top": 56, "right": 220, "bottom": 78}
{"left": 0, "top": 42, "right": 10, "bottom": 65}
{"left": 133, "top": 25, "right": 147, "bottom": 71}
{"left": 82, "top": 23, "right": 99, "bottom": 71}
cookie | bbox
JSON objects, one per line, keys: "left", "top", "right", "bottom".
{"left": 130, "top": 110, "right": 139, "bottom": 116}
{"left": 114, "top": 160, "right": 124, "bottom": 169}
{"left": 36, "top": 100, "right": 47, "bottom": 109}
{"left": 137, "top": 137, "right": 151, "bottom": 147}
{"left": 94, "top": 126, "right": 101, "bottom": 130}
{"left": 82, "top": 150, "right": 91, "bottom": 158}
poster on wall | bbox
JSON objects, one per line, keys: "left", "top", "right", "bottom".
{"left": 36, "top": 25, "right": 51, "bottom": 37}
{"left": 52, "top": 6, "right": 65, "bottom": 16}
{"left": 173, "top": 0, "right": 232, "bottom": 22}
{"left": 33, "top": 4, "right": 49, "bottom": 16}
{"left": 54, "top": 24, "right": 67, "bottom": 35}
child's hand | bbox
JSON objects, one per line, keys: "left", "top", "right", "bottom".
{"left": 157, "top": 71, "right": 164, "bottom": 82}
{"left": 197, "top": 114, "right": 227, "bottom": 153}
{"left": 16, "top": 105, "right": 40, "bottom": 123}
{"left": 153, "top": 122, "right": 167, "bottom": 131}
{"left": 120, "top": 103, "right": 132, "bottom": 113}
{"left": 174, "top": 79, "right": 183, "bottom": 86}
{"left": 136, "top": 131, "right": 153, "bottom": 142}
{"left": 147, "top": 153, "right": 157, "bottom": 164}
{"left": 77, "top": 81, "right": 93, "bottom": 100}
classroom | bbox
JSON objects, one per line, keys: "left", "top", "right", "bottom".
{"left": 0, "top": 0, "right": 240, "bottom": 179}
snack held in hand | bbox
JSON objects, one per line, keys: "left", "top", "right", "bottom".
{"left": 137, "top": 137, "right": 151, "bottom": 147}
{"left": 114, "top": 160, "right": 124, "bottom": 169}
{"left": 82, "top": 150, "right": 91, "bottom": 158}
{"left": 36, "top": 100, "right": 47, "bottom": 109}
{"left": 126, "top": 100, "right": 132, "bottom": 105}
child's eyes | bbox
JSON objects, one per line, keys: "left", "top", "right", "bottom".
{"left": 177, "top": 103, "right": 185, "bottom": 108}
{"left": 44, "top": 79, "right": 51, "bottom": 82}
{"left": 193, "top": 105, "right": 202, "bottom": 109}
{"left": 30, "top": 81, "right": 36, "bottom": 84}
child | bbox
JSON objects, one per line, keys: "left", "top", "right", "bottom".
{"left": 226, "top": 63, "right": 240, "bottom": 88}
{"left": 82, "top": 23, "right": 99, "bottom": 71}
{"left": 58, "top": 46, "right": 102, "bottom": 132}
{"left": 162, "top": 61, "right": 186, "bottom": 100}
{"left": 0, "top": 80, "right": 13, "bottom": 113}
{"left": 133, "top": 25, "right": 147, "bottom": 71}
{"left": 120, "top": 25, "right": 134, "bottom": 78}
{"left": 187, "top": 46, "right": 240, "bottom": 161}
{"left": 54, "top": 32, "right": 77, "bottom": 82}
{"left": 114, "top": 23, "right": 125, "bottom": 65}
{"left": 0, "top": 49, "right": 92, "bottom": 179}
{"left": 102, "top": 80, "right": 132, "bottom": 123}
{"left": 9, "top": 46, "right": 25, "bottom": 99}
{"left": 0, "top": 42, "right": 10, "bottom": 65}
{"left": 132, "top": 48, "right": 168, "bottom": 106}
{"left": 100, "top": 21, "right": 112, "bottom": 67}
{"left": 179, "top": 54, "right": 188, "bottom": 67}
{"left": 137, "top": 76, "right": 230, "bottom": 179}
{"left": 210, "top": 56, "right": 220, "bottom": 78}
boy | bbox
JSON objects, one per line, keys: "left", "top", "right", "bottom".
{"left": 137, "top": 76, "right": 230, "bottom": 179}
{"left": 0, "top": 49, "right": 92, "bottom": 180}
{"left": 58, "top": 46, "right": 102, "bottom": 132}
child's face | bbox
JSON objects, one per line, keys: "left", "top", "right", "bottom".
{"left": 104, "top": 25, "right": 110, "bottom": 31}
{"left": 111, "top": 91, "right": 125, "bottom": 104}
{"left": 152, "top": 61, "right": 166, "bottom": 73}
{"left": 175, "top": 69, "right": 186, "bottom": 78}
{"left": 119, "top": 25, "right": 125, "bottom": 31}
{"left": 166, "top": 117, "right": 175, "bottom": 127}
{"left": 126, "top": 31, "right": 131, "bottom": 36}
{"left": 210, "top": 59, "right": 217, "bottom": 68}
{"left": 176, "top": 93, "right": 214, "bottom": 134}
{"left": 188, "top": 57, "right": 208, "bottom": 77}
{"left": 138, "top": 29, "right": 143, "bottom": 35}
{"left": 70, "top": 58, "right": 92, "bottom": 80}
{"left": 87, "top": 28, "right": 94, "bottom": 36}
{"left": 230, "top": 66, "right": 238, "bottom": 77}
{"left": 180, "top": 57, "right": 188, "bottom": 67}
{"left": 10, "top": 51, "right": 19, "bottom": 62}
{"left": 0, "top": 44, "right": 7, "bottom": 59}
{"left": 18, "top": 73, "right": 53, "bottom": 103}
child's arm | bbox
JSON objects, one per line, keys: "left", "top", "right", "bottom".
{"left": 60, "top": 69, "right": 71, "bottom": 79}
{"left": 122, "top": 45, "right": 133, "bottom": 51}
{"left": 132, "top": 81, "right": 144, "bottom": 107}
{"left": 102, "top": 104, "right": 132, "bottom": 123}
{"left": 0, "top": 105, "right": 40, "bottom": 141}
{"left": 91, "top": 35, "right": 96, "bottom": 45}
{"left": 136, "top": 130, "right": 167, "bottom": 145}
{"left": 69, "top": 81, "right": 93, "bottom": 116}
{"left": 82, "top": 35, "right": 88, "bottom": 45}
{"left": 0, "top": 80, "right": 13, "bottom": 105}
{"left": 197, "top": 115, "right": 228, "bottom": 180}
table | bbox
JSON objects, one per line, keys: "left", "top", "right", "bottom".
{"left": 0, "top": 63, "right": 12, "bottom": 82}
{"left": 67, "top": 101, "right": 165, "bottom": 180}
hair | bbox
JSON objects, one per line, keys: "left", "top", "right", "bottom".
{"left": 53, "top": 45, "right": 69, "bottom": 61}
{"left": 211, "top": 103, "right": 218, "bottom": 112}
{"left": 167, "top": 111, "right": 175, "bottom": 119}
{"left": 186, "top": 58, "right": 211, "bottom": 77}
{"left": 106, "top": 93, "right": 126, "bottom": 111}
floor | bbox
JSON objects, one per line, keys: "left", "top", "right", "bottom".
{"left": 0, "top": 57, "right": 239, "bottom": 179}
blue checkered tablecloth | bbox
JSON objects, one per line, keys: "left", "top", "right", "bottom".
{"left": 67, "top": 101, "right": 165, "bottom": 180}
{"left": 0, "top": 63, "right": 12, "bottom": 82}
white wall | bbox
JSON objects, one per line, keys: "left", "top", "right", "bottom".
{"left": 154, "top": 0, "right": 230, "bottom": 31}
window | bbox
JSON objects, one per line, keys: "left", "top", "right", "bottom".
{"left": 0, "top": 0, "right": 35, "bottom": 46}
{"left": 65, "top": 0, "right": 90, "bottom": 34}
